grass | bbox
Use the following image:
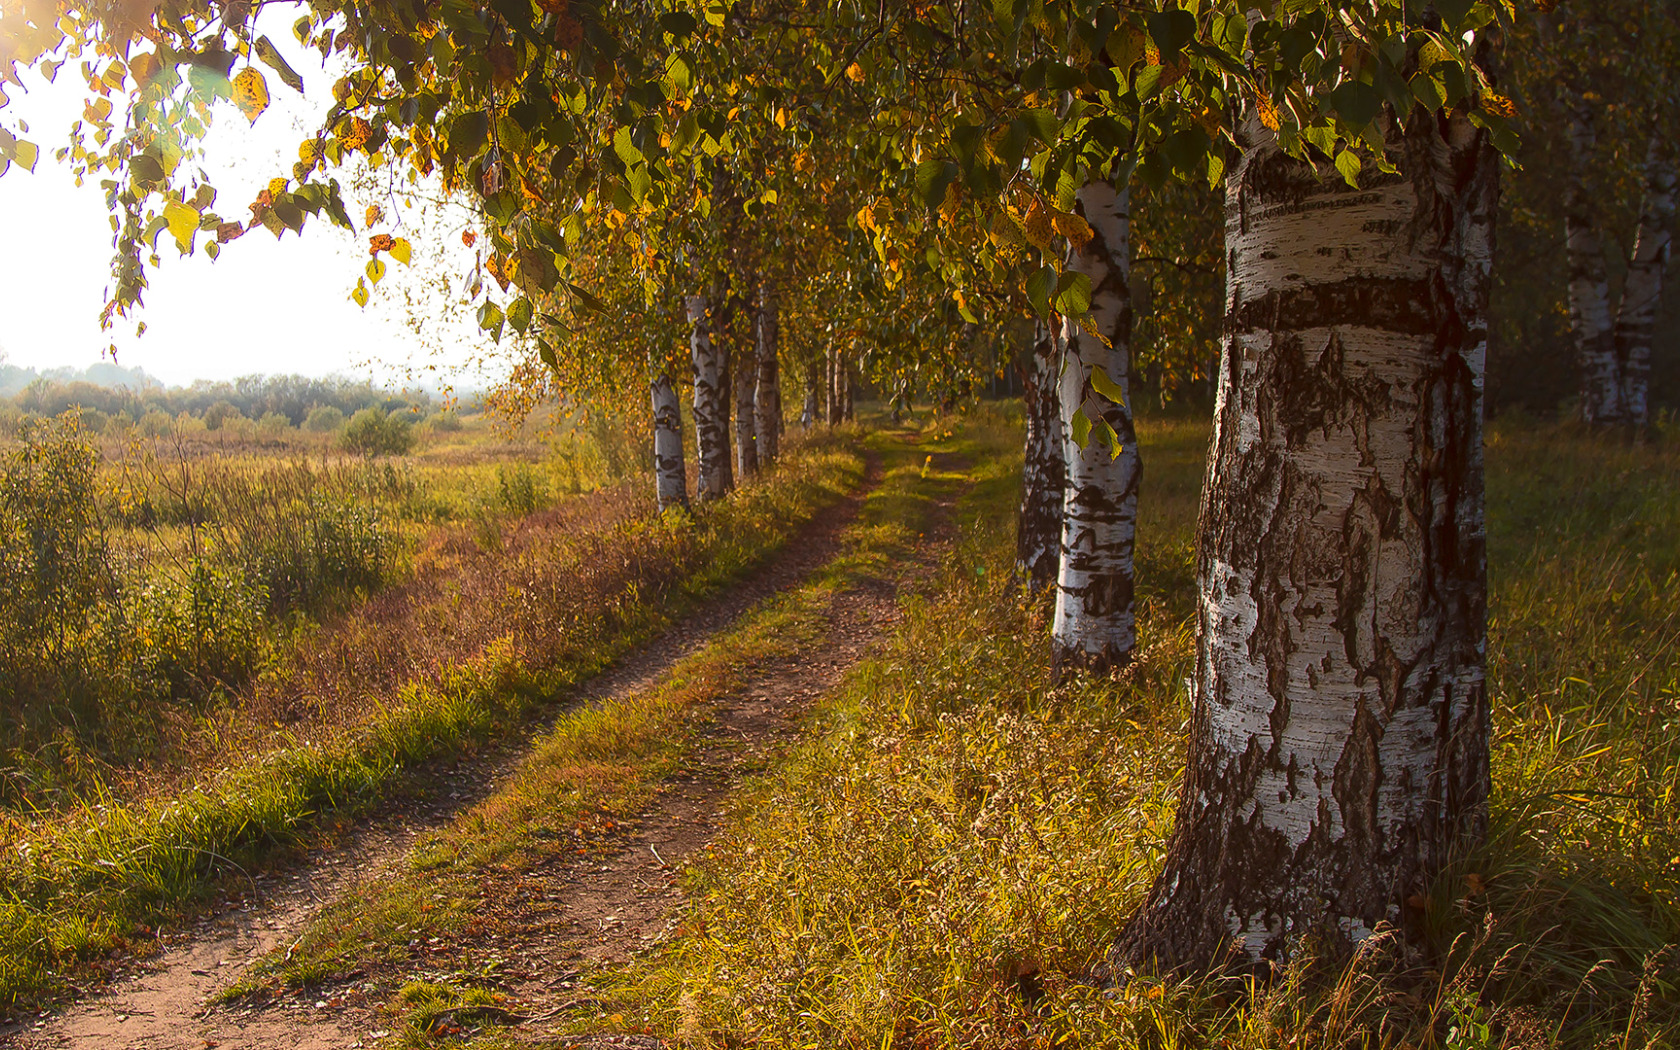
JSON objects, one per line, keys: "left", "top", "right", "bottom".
{"left": 572, "top": 411, "right": 1680, "bottom": 1050}
{"left": 0, "top": 429, "right": 864, "bottom": 1013}
{"left": 225, "top": 419, "right": 977, "bottom": 1046}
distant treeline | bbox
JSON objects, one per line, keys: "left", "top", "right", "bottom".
{"left": 0, "top": 367, "right": 447, "bottom": 430}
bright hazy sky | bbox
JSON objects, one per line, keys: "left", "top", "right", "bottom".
{"left": 0, "top": 3, "right": 501, "bottom": 389}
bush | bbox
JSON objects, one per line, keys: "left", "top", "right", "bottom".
{"left": 138, "top": 410, "right": 174, "bottom": 437}
{"left": 497, "top": 462, "right": 545, "bottom": 515}
{"left": 341, "top": 408, "right": 414, "bottom": 456}
{"left": 303, "top": 405, "right": 345, "bottom": 433}
{"left": 138, "top": 562, "right": 268, "bottom": 697}
{"left": 257, "top": 412, "right": 291, "bottom": 440}
{"left": 203, "top": 400, "right": 243, "bottom": 431}
{"left": 428, "top": 409, "right": 463, "bottom": 432}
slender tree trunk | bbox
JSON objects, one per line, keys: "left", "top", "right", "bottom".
{"left": 842, "top": 353, "right": 854, "bottom": 422}
{"left": 688, "top": 294, "right": 733, "bottom": 502}
{"left": 826, "top": 347, "right": 842, "bottom": 426}
{"left": 754, "top": 283, "right": 782, "bottom": 465}
{"left": 1051, "top": 181, "right": 1140, "bottom": 677}
{"left": 651, "top": 371, "right": 688, "bottom": 512}
{"left": 1564, "top": 101, "right": 1622, "bottom": 425}
{"left": 1017, "top": 321, "right": 1063, "bottom": 594}
{"left": 1612, "top": 138, "right": 1675, "bottom": 432}
{"left": 734, "top": 340, "right": 758, "bottom": 480}
{"left": 801, "top": 368, "right": 818, "bottom": 429}
{"left": 1116, "top": 107, "right": 1497, "bottom": 973}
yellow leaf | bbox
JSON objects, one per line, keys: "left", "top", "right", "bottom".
{"left": 389, "top": 237, "right": 412, "bottom": 265}
{"left": 268, "top": 177, "right": 289, "bottom": 198}
{"left": 162, "top": 200, "right": 199, "bottom": 252}
{"left": 1050, "top": 209, "right": 1092, "bottom": 248}
{"left": 231, "top": 67, "right": 270, "bottom": 124}
{"left": 366, "top": 257, "right": 387, "bottom": 285}
{"left": 846, "top": 62, "right": 865, "bottom": 83}
{"left": 365, "top": 203, "right": 384, "bottom": 226}
{"left": 774, "top": 107, "right": 786, "bottom": 129}
{"left": 1256, "top": 96, "right": 1280, "bottom": 132}
{"left": 351, "top": 279, "right": 369, "bottom": 307}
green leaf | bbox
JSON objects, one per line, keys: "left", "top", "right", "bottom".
{"left": 612, "top": 126, "right": 644, "bottom": 167}
{"left": 1146, "top": 9, "right": 1197, "bottom": 55}
{"left": 1334, "top": 149, "right": 1362, "bottom": 187}
{"left": 1017, "top": 108, "right": 1058, "bottom": 144}
{"left": 1025, "top": 265, "right": 1057, "bottom": 317}
{"left": 449, "top": 110, "right": 490, "bottom": 158}
{"left": 507, "top": 296, "right": 533, "bottom": 333}
{"left": 915, "top": 159, "right": 957, "bottom": 208}
{"left": 1054, "top": 271, "right": 1092, "bottom": 316}
{"left": 1329, "top": 81, "right": 1383, "bottom": 128}
{"left": 566, "top": 281, "right": 606, "bottom": 314}
{"left": 255, "top": 36, "right": 304, "bottom": 93}
{"left": 478, "top": 300, "right": 506, "bottom": 341}
{"left": 660, "top": 11, "right": 698, "bottom": 37}
{"left": 1070, "top": 405, "right": 1092, "bottom": 448}
{"left": 1089, "top": 364, "right": 1127, "bottom": 407}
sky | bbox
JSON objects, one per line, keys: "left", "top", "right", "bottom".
{"left": 0, "top": 3, "right": 502, "bottom": 390}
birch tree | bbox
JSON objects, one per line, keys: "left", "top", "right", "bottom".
{"left": 688, "top": 295, "right": 734, "bottom": 502}
{"left": 754, "top": 283, "right": 783, "bottom": 465}
{"left": 1051, "top": 182, "right": 1139, "bottom": 675}
{"left": 651, "top": 370, "right": 688, "bottom": 512}
{"left": 1117, "top": 101, "right": 1499, "bottom": 972}
{"left": 1016, "top": 321, "right": 1063, "bottom": 593}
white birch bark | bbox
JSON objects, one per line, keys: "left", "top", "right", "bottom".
{"left": 1017, "top": 321, "right": 1064, "bottom": 594}
{"left": 754, "top": 283, "right": 782, "bottom": 465}
{"left": 1612, "top": 138, "right": 1675, "bottom": 432}
{"left": 734, "top": 340, "right": 758, "bottom": 480}
{"left": 801, "top": 370, "right": 818, "bottom": 429}
{"left": 1564, "top": 102, "right": 1621, "bottom": 424}
{"left": 651, "top": 371, "right": 687, "bottom": 512}
{"left": 1051, "top": 180, "right": 1140, "bottom": 676}
{"left": 1117, "top": 108, "right": 1496, "bottom": 972}
{"left": 688, "top": 294, "right": 733, "bottom": 502}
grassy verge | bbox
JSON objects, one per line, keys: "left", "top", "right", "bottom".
{"left": 233, "top": 422, "right": 979, "bottom": 1045}
{"left": 593, "top": 414, "right": 1679, "bottom": 1049}
{"left": 0, "top": 435, "right": 863, "bottom": 1012}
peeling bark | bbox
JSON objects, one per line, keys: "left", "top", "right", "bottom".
{"left": 1564, "top": 102, "right": 1621, "bottom": 424}
{"left": 1116, "top": 107, "right": 1496, "bottom": 973}
{"left": 1612, "top": 139, "right": 1675, "bottom": 432}
{"left": 754, "top": 284, "right": 782, "bottom": 465}
{"left": 688, "top": 294, "right": 733, "bottom": 502}
{"left": 651, "top": 371, "right": 688, "bottom": 513}
{"left": 1051, "top": 180, "right": 1140, "bottom": 677}
{"left": 1018, "top": 321, "right": 1065, "bottom": 594}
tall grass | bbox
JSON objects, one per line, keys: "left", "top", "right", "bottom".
{"left": 0, "top": 429, "right": 862, "bottom": 1011}
{"left": 617, "top": 415, "right": 1679, "bottom": 1049}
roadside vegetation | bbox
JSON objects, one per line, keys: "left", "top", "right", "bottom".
{"left": 0, "top": 395, "right": 864, "bottom": 1010}
{"left": 564, "top": 412, "right": 1675, "bottom": 1050}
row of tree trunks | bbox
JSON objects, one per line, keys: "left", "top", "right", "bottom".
{"left": 651, "top": 371, "right": 688, "bottom": 513}
{"left": 1565, "top": 105, "right": 1674, "bottom": 432}
{"left": 1564, "top": 103, "right": 1621, "bottom": 425}
{"left": 688, "top": 293, "right": 733, "bottom": 502}
{"left": 1050, "top": 181, "right": 1141, "bottom": 678}
{"left": 1613, "top": 139, "right": 1676, "bottom": 431}
{"left": 1116, "top": 107, "right": 1497, "bottom": 973}
{"left": 1016, "top": 320, "right": 1063, "bottom": 594}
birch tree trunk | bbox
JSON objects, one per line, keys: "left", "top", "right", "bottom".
{"left": 1612, "top": 139, "right": 1676, "bottom": 432}
{"left": 842, "top": 355, "right": 854, "bottom": 422}
{"left": 651, "top": 371, "right": 688, "bottom": 513}
{"left": 1017, "top": 321, "right": 1064, "bottom": 594}
{"left": 1116, "top": 108, "right": 1497, "bottom": 973}
{"left": 801, "top": 370, "right": 818, "bottom": 429}
{"left": 754, "top": 284, "right": 782, "bottom": 465}
{"left": 688, "top": 294, "right": 733, "bottom": 502}
{"left": 1051, "top": 181, "right": 1140, "bottom": 677}
{"left": 827, "top": 347, "right": 842, "bottom": 426}
{"left": 1564, "top": 102, "right": 1622, "bottom": 425}
{"left": 734, "top": 340, "right": 758, "bottom": 480}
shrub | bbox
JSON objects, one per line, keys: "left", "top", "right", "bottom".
{"left": 138, "top": 409, "right": 174, "bottom": 437}
{"left": 342, "top": 408, "right": 414, "bottom": 456}
{"left": 257, "top": 412, "right": 291, "bottom": 439}
{"left": 497, "top": 462, "right": 545, "bottom": 515}
{"left": 138, "top": 562, "right": 268, "bottom": 697}
{"left": 203, "top": 400, "right": 243, "bottom": 431}
{"left": 303, "top": 405, "right": 345, "bottom": 433}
